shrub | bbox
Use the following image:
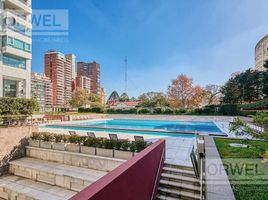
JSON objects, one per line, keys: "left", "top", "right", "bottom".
{"left": 53, "top": 134, "right": 64, "bottom": 143}
{"left": 30, "top": 132, "right": 41, "bottom": 140}
{"left": 153, "top": 107, "right": 163, "bottom": 114}
{"left": 121, "top": 140, "right": 130, "bottom": 151}
{"left": 29, "top": 132, "right": 152, "bottom": 152}
{"left": 138, "top": 108, "right": 151, "bottom": 114}
{"left": 78, "top": 107, "right": 104, "bottom": 113}
{"left": 0, "top": 97, "right": 38, "bottom": 115}
{"left": 193, "top": 107, "right": 215, "bottom": 115}
{"left": 68, "top": 135, "right": 85, "bottom": 144}
{"left": 40, "top": 132, "right": 53, "bottom": 142}
{"left": 240, "top": 99, "right": 268, "bottom": 110}
{"left": 134, "top": 141, "right": 147, "bottom": 152}
{"left": 102, "top": 138, "right": 115, "bottom": 149}
{"left": 90, "top": 106, "right": 104, "bottom": 113}
{"left": 162, "top": 107, "right": 174, "bottom": 114}
{"left": 83, "top": 137, "right": 98, "bottom": 147}
{"left": 219, "top": 104, "right": 240, "bottom": 116}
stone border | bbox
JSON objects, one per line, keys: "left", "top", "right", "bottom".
{"left": 204, "top": 136, "right": 236, "bottom": 200}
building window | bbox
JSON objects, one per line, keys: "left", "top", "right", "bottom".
{"left": 3, "top": 79, "right": 17, "bottom": 97}
{"left": 8, "top": 22, "right": 31, "bottom": 38}
{"left": 2, "top": 36, "right": 31, "bottom": 53}
{"left": 3, "top": 53, "right": 26, "bottom": 69}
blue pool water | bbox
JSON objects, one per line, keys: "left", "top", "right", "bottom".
{"left": 44, "top": 125, "right": 195, "bottom": 138}
{"left": 45, "top": 119, "right": 223, "bottom": 137}
{"left": 76, "top": 119, "right": 222, "bottom": 133}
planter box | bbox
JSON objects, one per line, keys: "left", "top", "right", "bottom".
{"left": 29, "top": 139, "right": 40, "bottom": 147}
{"left": 114, "top": 150, "right": 133, "bottom": 160}
{"left": 66, "top": 144, "right": 80, "bottom": 153}
{"left": 52, "top": 143, "right": 66, "bottom": 151}
{"left": 40, "top": 141, "right": 52, "bottom": 149}
{"left": 81, "top": 146, "right": 96, "bottom": 155}
{"left": 96, "top": 148, "right": 114, "bottom": 158}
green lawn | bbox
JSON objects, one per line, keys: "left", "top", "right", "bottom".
{"left": 214, "top": 138, "right": 268, "bottom": 200}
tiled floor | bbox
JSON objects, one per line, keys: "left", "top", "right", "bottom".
{"left": 149, "top": 137, "right": 195, "bottom": 166}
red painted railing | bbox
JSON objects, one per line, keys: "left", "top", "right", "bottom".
{"left": 69, "top": 140, "right": 165, "bottom": 200}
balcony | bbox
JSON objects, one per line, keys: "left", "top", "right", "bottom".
{"left": 2, "top": 46, "right": 32, "bottom": 60}
{"left": 4, "top": 0, "right": 32, "bottom": 15}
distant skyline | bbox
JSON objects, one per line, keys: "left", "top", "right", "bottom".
{"left": 32, "top": 0, "right": 268, "bottom": 97}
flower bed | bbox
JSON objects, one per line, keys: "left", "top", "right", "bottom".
{"left": 29, "top": 132, "right": 151, "bottom": 159}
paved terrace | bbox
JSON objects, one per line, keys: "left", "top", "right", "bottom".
{"left": 40, "top": 127, "right": 196, "bottom": 167}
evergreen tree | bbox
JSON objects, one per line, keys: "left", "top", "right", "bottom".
{"left": 263, "top": 60, "right": 268, "bottom": 97}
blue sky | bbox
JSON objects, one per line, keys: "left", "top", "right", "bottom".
{"left": 32, "top": 0, "right": 268, "bottom": 98}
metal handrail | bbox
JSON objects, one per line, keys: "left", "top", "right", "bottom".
{"left": 190, "top": 135, "right": 206, "bottom": 200}
{"left": 150, "top": 147, "right": 165, "bottom": 200}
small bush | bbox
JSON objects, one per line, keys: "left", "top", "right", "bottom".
{"left": 138, "top": 108, "right": 151, "bottom": 114}
{"left": 219, "top": 104, "right": 240, "bottom": 116}
{"left": 30, "top": 132, "right": 41, "bottom": 140}
{"left": 29, "top": 132, "right": 152, "bottom": 152}
{"left": 40, "top": 132, "right": 53, "bottom": 142}
{"left": 83, "top": 137, "right": 98, "bottom": 147}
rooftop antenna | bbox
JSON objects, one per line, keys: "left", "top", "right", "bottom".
{"left": 124, "top": 56, "right": 128, "bottom": 93}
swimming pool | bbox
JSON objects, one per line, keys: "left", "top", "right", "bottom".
{"left": 76, "top": 119, "right": 221, "bottom": 132}
{"left": 45, "top": 119, "right": 224, "bottom": 137}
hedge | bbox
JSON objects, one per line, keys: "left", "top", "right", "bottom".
{"left": 31, "top": 132, "right": 151, "bottom": 153}
{"left": 240, "top": 99, "right": 268, "bottom": 110}
{"left": 77, "top": 104, "right": 246, "bottom": 116}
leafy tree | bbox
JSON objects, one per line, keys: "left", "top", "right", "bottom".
{"left": 88, "top": 93, "right": 102, "bottom": 108}
{"left": 203, "top": 84, "right": 221, "bottom": 105}
{"left": 167, "top": 74, "right": 204, "bottom": 109}
{"left": 138, "top": 92, "right": 169, "bottom": 107}
{"left": 107, "top": 91, "right": 120, "bottom": 104}
{"left": 221, "top": 77, "right": 240, "bottom": 104}
{"left": 221, "top": 69, "right": 263, "bottom": 104}
{"left": 69, "top": 88, "right": 90, "bottom": 108}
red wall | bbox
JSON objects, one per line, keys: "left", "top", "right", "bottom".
{"left": 69, "top": 140, "right": 165, "bottom": 200}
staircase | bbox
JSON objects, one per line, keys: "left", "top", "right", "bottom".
{"left": 156, "top": 163, "right": 202, "bottom": 200}
{"left": 0, "top": 146, "right": 124, "bottom": 200}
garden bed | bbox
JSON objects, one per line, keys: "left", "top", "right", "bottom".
{"left": 28, "top": 132, "right": 150, "bottom": 160}
{"left": 214, "top": 138, "right": 268, "bottom": 200}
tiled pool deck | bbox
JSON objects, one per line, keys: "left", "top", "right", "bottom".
{"left": 40, "top": 126, "right": 196, "bottom": 166}
{"left": 40, "top": 115, "right": 251, "bottom": 166}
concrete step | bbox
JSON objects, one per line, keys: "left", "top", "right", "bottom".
{"left": 157, "top": 194, "right": 181, "bottom": 200}
{"left": 164, "top": 163, "right": 194, "bottom": 171}
{"left": 0, "top": 175, "right": 76, "bottom": 200}
{"left": 9, "top": 157, "right": 107, "bottom": 192}
{"left": 26, "top": 146, "right": 124, "bottom": 172}
{"left": 163, "top": 167, "right": 196, "bottom": 178}
{"left": 160, "top": 179, "right": 200, "bottom": 193}
{"left": 161, "top": 173, "right": 200, "bottom": 186}
{"left": 158, "top": 187, "right": 200, "bottom": 200}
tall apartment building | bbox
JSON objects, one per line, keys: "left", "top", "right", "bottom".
{"left": 44, "top": 50, "right": 74, "bottom": 108}
{"left": 0, "top": 0, "right": 32, "bottom": 98}
{"left": 66, "top": 54, "right": 77, "bottom": 79}
{"left": 100, "top": 87, "right": 106, "bottom": 104}
{"left": 77, "top": 62, "right": 100, "bottom": 95}
{"left": 255, "top": 34, "right": 268, "bottom": 71}
{"left": 75, "top": 75, "right": 91, "bottom": 92}
{"left": 31, "top": 73, "right": 52, "bottom": 112}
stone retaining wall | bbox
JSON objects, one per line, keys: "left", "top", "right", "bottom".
{"left": 0, "top": 126, "right": 38, "bottom": 175}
